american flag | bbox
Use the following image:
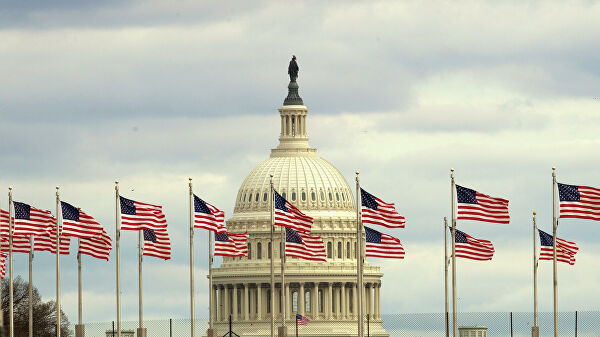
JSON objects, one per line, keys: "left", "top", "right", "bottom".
{"left": 296, "top": 314, "right": 309, "bottom": 325}
{"left": 361, "top": 188, "right": 405, "bottom": 228}
{"left": 285, "top": 227, "right": 327, "bottom": 262}
{"left": 79, "top": 229, "right": 112, "bottom": 261}
{"left": 193, "top": 195, "right": 226, "bottom": 233}
{"left": 142, "top": 228, "right": 171, "bottom": 260}
{"left": 0, "top": 209, "right": 10, "bottom": 236}
{"left": 0, "top": 236, "right": 32, "bottom": 254}
{"left": 0, "top": 253, "right": 6, "bottom": 279}
{"left": 364, "top": 226, "right": 405, "bottom": 259}
{"left": 538, "top": 229, "right": 578, "bottom": 265}
{"left": 120, "top": 196, "right": 167, "bottom": 231}
{"left": 274, "top": 191, "right": 313, "bottom": 233}
{"left": 61, "top": 201, "right": 104, "bottom": 239}
{"left": 456, "top": 185, "right": 510, "bottom": 224}
{"left": 454, "top": 229, "right": 494, "bottom": 261}
{"left": 34, "top": 235, "right": 71, "bottom": 255}
{"left": 214, "top": 231, "right": 248, "bottom": 257}
{"left": 12, "top": 201, "right": 56, "bottom": 236}
{"left": 558, "top": 183, "right": 600, "bottom": 221}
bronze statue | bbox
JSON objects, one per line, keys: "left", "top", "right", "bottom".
{"left": 288, "top": 55, "right": 299, "bottom": 82}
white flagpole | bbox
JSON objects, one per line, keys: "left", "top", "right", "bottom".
{"left": 280, "top": 203, "right": 286, "bottom": 333}
{"left": 444, "top": 217, "right": 449, "bottom": 337}
{"left": 138, "top": 230, "right": 143, "bottom": 334}
{"left": 77, "top": 239, "right": 83, "bottom": 337}
{"left": 450, "top": 169, "right": 457, "bottom": 337}
{"left": 29, "top": 236, "right": 33, "bottom": 337}
{"left": 188, "top": 178, "right": 196, "bottom": 337}
{"left": 533, "top": 212, "right": 539, "bottom": 335}
{"left": 270, "top": 175, "right": 275, "bottom": 337}
{"left": 355, "top": 171, "right": 364, "bottom": 337}
{"left": 552, "top": 168, "right": 558, "bottom": 337}
{"left": 115, "top": 181, "right": 122, "bottom": 337}
{"left": 56, "top": 186, "right": 61, "bottom": 337}
{"left": 8, "top": 187, "right": 14, "bottom": 337}
{"left": 208, "top": 226, "right": 214, "bottom": 334}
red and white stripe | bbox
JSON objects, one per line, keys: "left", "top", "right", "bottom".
{"left": 0, "top": 253, "right": 6, "bottom": 279}
{"left": 0, "top": 236, "right": 32, "bottom": 254}
{"left": 560, "top": 185, "right": 600, "bottom": 221}
{"left": 214, "top": 232, "right": 248, "bottom": 257}
{"left": 79, "top": 230, "right": 112, "bottom": 261}
{"left": 285, "top": 229, "right": 327, "bottom": 262}
{"left": 365, "top": 233, "right": 405, "bottom": 259}
{"left": 457, "top": 191, "right": 510, "bottom": 224}
{"left": 62, "top": 208, "right": 104, "bottom": 239}
{"left": 194, "top": 199, "right": 226, "bottom": 233}
{"left": 34, "top": 235, "right": 71, "bottom": 255}
{"left": 455, "top": 233, "right": 495, "bottom": 261}
{"left": 274, "top": 203, "right": 313, "bottom": 233}
{"left": 143, "top": 229, "right": 171, "bottom": 260}
{"left": 361, "top": 197, "right": 406, "bottom": 229}
{"left": 120, "top": 199, "right": 167, "bottom": 231}
{"left": 540, "top": 237, "right": 578, "bottom": 266}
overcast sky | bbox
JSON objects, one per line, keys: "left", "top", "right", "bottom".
{"left": 1, "top": 0, "right": 600, "bottom": 326}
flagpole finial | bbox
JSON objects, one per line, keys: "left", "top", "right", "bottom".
{"left": 189, "top": 177, "right": 192, "bottom": 182}
{"left": 533, "top": 211, "right": 536, "bottom": 216}
{"left": 8, "top": 186, "right": 12, "bottom": 191}
{"left": 115, "top": 180, "right": 119, "bottom": 185}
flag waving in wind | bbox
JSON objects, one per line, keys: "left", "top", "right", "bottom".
{"left": 364, "top": 226, "right": 405, "bottom": 259}
{"left": 34, "top": 235, "right": 71, "bottom": 255}
{"left": 142, "top": 228, "right": 171, "bottom": 260}
{"left": 456, "top": 185, "right": 510, "bottom": 224}
{"left": 119, "top": 196, "right": 167, "bottom": 231}
{"left": 193, "top": 195, "right": 226, "bottom": 233}
{"left": 538, "top": 229, "right": 578, "bottom": 265}
{"left": 274, "top": 191, "right": 313, "bottom": 233}
{"left": 285, "top": 227, "right": 327, "bottom": 262}
{"left": 558, "top": 183, "right": 600, "bottom": 221}
{"left": 79, "top": 229, "right": 112, "bottom": 261}
{"left": 61, "top": 201, "right": 104, "bottom": 239}
{"left": 214, "top": 231, "right": 248, "bottom": 257}
{"left": 361, "top": 188, "right": 406, "bottom": 228}
{"left": 12, "top": 201, "right": 56, "bottom": 236}
{"left": 454, "top": 229, "right": 494, "bottom": 261}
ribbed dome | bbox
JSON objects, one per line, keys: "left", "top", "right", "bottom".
{"left": 234, "top": 154, "right": 354, "bottom": 213}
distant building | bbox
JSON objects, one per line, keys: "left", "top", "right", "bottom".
{"left": 459, "top": 326, "right": 487, "bottom": 337}
{"left": 105, "top": 330, "right": 134, "bottom": 337}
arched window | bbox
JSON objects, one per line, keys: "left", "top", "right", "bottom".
{"left": 292, "top": 291, "right": 298, "bottom": 312}
{"left": 341, "top": 192, "right": 345, "bottom": 201}
{"left": 257, "top": 242, "right": 262, "bottom": 259}
{"left": 243, "top": 193, "right": 247, "bottom": 202}
{"left": 320, "top": 191, "right": 325, "bottom": 201}
{"left": 305, "top": 291, "right": 311, "bottom": 312}
{"left": 318, "top": 289, "right": 323, "bottom": 312}
{"left": 301, "top": 191, "right": 306, "bottom": 201}
{"left": 291, "top": 192, "right": 296, "bottom": 201}
{"left": 248, "top": 243, "right": 252, "bottom": 259}
{"left": 268, "top": 242, "right": 272, "bottom": 259}
{"left": 263, "top": 193, "right": 268, "bottom": 202}
{"left": 337, "top": 242, "right": 342, "bottom": 258}
{"left": 327, "top": 242, "right": 332, "bottom": 258}
{"left": 336, "top": 192, "right": 340, "bottom": 201}
{"left": 255, "top": 193, "right": 259, "bottom": 202}
{"left": 328, "top": 191, "right": 333, "bottom": 201}
{"left": 346, "top": 242, "right": 351, "bottom": 259}
{"left": 311, "top": 192, "right": 316, "bottom": 201}
{"left": 282, "top": 192, "right": 287, "bottom": 200}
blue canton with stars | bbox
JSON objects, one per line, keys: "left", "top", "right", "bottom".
{"left": 454, "top": 229, "right": 468, "bottom": 243}
{"left": 193, "top": 195, "right": 212, "bottom": 214}
{"left": 558, "top": 183, "right": 580, "bottom": 202}
{"left": 143, "top": 228, "right": 157, "bottom": 243}
{"left": 361, "top": 188, "right": 378, "bottom": 210}
{"left": 215, "top": 232, "right": 229, "bottom": 242}
{"left": 538, "top": 229, "right": 554, "bottom": 247}
{"left": 456, "top": 185, "right": 477, "bottom": 204}
{"left": 364, "top": 226, "right": 382, "bottom": 243}
{"left": 274, "top": 191, "right": 289, "bottom": 212}
{"left": 61, "top": 202, "right": 80, "bottom": 222}
{"left": 285, "top": 227, "right": 302, "bottom": 244}
{"left": 120, "top": 196, "right": 136, "bottom": 215}
{"left": 13, "top": 201, "right": 31, "bottom": 220}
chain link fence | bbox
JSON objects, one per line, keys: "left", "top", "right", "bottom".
{"left": 74, "top": 311, "right": 600, "bottom": 337}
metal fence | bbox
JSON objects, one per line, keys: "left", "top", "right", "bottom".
{"left": 75, "top": 311, "right": 600, "bottom": 337}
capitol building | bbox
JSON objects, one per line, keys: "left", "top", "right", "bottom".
{"left": 211, "top": 74, "right": 389, "bottom": 337}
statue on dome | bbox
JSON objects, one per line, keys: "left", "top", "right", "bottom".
{"left": 288, "top": 55, "right": 299, "bottom": 82}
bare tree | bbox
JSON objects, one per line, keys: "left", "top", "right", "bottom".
{"left": 2, "top": 276, "right": 72, "bottom": 337}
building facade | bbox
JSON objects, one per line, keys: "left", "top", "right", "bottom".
{"left": 211, "top": 79, "right": 388, "bottom": 337}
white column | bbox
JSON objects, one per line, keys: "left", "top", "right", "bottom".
{"left": 232, "top": 285, "right": 238, "bottom": 321}
{"left": 281, "top": 116, "right": 285, "bottom": 136}
{"left": 312, "top": 284, "right": 319, "bottom": 320}
{"left": 286, "top": 284, "right": 291, "bottom": 320}
{"left": 377, "top": 284, "right": 381, "bottom": 319}
{"left": 213, "top": 286, "right": 218, "bottom": 322}
{"left": 299, "top": 283, "right": 305, "bottom": 316}
{"left": 353, "top": 283, "right": 358, "bottom": 319}
{"left": 257, "top": 285, "right": 262, "bottom": 320}
{"left": 225, "top": 285, "right": 230, "bottom": 321}
{"left": 244, "top": 284, "right": 249, "bottom": 321}
{"left": 327, "top": 283, "right": 333, "bottom": 319}
{"left": 286, "top": 116, "right": 291, "bottom": 136}
{"left": 341, "top": 284, "right": 346, "bottom": 319}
